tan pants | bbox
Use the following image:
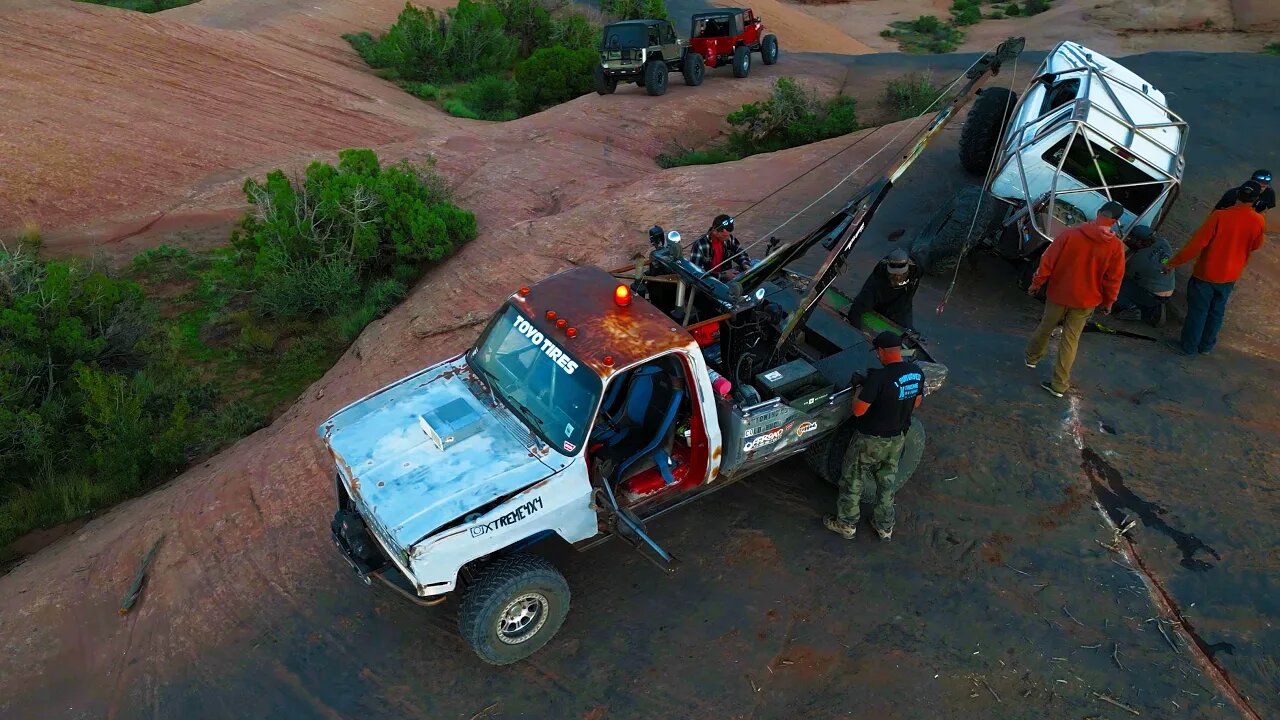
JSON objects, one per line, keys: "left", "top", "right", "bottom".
{"left": 1025, "top": 302, "right": 1093, "bottom": 394}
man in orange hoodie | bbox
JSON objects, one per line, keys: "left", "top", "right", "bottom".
{"left": 1167, "top": 181, "right": 1267, "bottom": 355}
{"left": 1024, "top": 201, "right": 1126, "bottom": 398}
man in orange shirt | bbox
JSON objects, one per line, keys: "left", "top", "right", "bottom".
{"left": 1024, "top": 201, "right": 1127, "bottom": 398}
{"left": 1167, "top": 181, "right": 1267, "bottom": 355}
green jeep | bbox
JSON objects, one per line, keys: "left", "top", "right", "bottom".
{"left": 594, "top": 19, "right": 705, "bottom": 97}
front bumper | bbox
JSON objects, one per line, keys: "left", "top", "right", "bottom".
{"left": 600, "top": 65, "right": 645, "bottom": 80}
{"left": 331, "top": 478, "right": 447, "bottom": 606}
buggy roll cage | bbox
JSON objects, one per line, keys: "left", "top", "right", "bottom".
{"left": 623, "top": 37, "right": 1025, "bottom": 360}
{"left": 990, "top": 42, "right": 1189, "bottom": 241}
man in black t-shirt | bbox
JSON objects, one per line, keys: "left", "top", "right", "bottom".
{"left": 824, "top": 332, "right": 924, "bottom": 542}
{"left": 1215, "top": 170, "right": 1275, "bottom": 214}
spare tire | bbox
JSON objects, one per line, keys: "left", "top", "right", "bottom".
{"left": 911, "top": 186, "right": 1006, "bottom": 276}
{"left": 958, "top": 87, "right": 1018, "bottom": 176}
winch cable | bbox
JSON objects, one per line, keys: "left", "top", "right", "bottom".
{"left": 936, "top": 51, "right": 1022, "bottom": 317}
{"left": 708, "top": 54, "right": 989, "bottom": 272}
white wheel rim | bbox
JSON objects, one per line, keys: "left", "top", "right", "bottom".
{"left": 497, "top": 592, "right": 549, "bottom": 645}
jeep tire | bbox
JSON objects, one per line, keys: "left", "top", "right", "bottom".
{"left": 958, "top": 87, "right": 1018, "bottom": 176}
{"left": 593, "top": 66, "right": 616, "bottom": 95}
{"left": 732, "top": 45, "right": 751, "bottom": 78}
{"left": 458, "top": 554, "right": 570, "bottom": 665}
{"left": 910, "top": 186, "right": 1005, "bottom": 276}
{"left": 804, "top": 418, "right": 926, "bottom": 504}
{"left": 644, "top": 59, "right": 668, "bottom": 96}
{"left": 761, "top": 34, "right": 779, "bottom": 65}
{"left": 682, "top": 52, "right": 705, "bottom": 86}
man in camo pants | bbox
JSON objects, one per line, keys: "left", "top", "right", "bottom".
{"left": 825, "top": 332, "right": 924, "bottom": 542}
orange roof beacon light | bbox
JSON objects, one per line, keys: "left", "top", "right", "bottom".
{"left": 545, "top": 310, "right": 557, "bottom": 320}
{"left": 566, "top": 327, "right": 578, "bottom": 338}
{"left": 556, "top": 318, "right": 568, "bottom": 329}
{"left": 614, "top": 284, "right": 631, "bottom": 307}
{"left": 518, "top": 286, "right": 530, "bottom": 297}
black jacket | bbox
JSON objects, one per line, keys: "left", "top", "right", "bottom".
{"left": 848, "top": 262, "right": 922, "bottom": 329}
{"left": 1216, "top": 186, "right": 1275, "bottom": 214}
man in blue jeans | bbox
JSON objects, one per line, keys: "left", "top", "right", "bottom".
{"left": 1166, "top": 182, "right": 1267, "bottom": 355}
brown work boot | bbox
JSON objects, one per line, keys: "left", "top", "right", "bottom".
{"left": 823, "top": 516, "right": 857, "bottom": 540}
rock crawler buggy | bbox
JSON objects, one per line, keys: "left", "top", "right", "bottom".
{"left": 595, "top": 19, "right": 704, "bottom": 96}
{"left": 321, "top": 37, "right": 1025, "bottom": 665}
{"left": 911, "top": 41, "right": 1188, "bottom": 286}
{"left": 688, "top": 7, "right": 779, "bottom": 78}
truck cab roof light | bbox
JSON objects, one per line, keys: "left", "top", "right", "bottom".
{"left": 614, "top": 284, "right": 631, "bottom": 307}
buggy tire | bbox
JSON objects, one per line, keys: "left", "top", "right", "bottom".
{"left": 682, "top": 52, "right": 705, "bottom": 86}
{"left": 805, "top": 424, "right": 855, "bottom": 486}
{"left": 761, "top": 34, "right": 779, "bottom": 65}
{"left": 458, "top": 554, "right": 570, "bottom": 666}
{"left": 958, "top": 87, "right": 1018, "bottom": 176}
{"left": 593, "top": 66, "right": 616, "bottom": 95}
{"left": 732, "top": 45, "right": 751, "bottom": 78}
{"left": 910, "top": 186, "right": 1005, "bottom": 276}
{"left": 644, "top": 60, "right": 668, "bottom": 96}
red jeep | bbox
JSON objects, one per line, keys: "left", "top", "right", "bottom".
{"left": 688, "top": 8, "right": 779, "bottom": 78}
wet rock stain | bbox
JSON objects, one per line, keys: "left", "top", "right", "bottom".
{"left": 1080, "top": 447, "right": 1220, "bottom": 571}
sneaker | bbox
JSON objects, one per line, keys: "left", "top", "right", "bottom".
{"left": 1040, "top": 380, "right": 1065, "bottom": 398}
{"left": 874, "top": 525, "right": 893, "bottom": 542}
{"left": 1024, "top": 360, "right": 1037, "bottom": 369}
{"left": 823, "top": 516, "right": 857, "bottom": 540}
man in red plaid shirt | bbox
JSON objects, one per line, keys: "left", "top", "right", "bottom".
{"left": 689, "top": 214, "right": 751, "bottom": 281}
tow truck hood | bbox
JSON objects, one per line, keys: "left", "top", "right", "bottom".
{"left": 319, "top": 356, "right": 568, "bottom": 552}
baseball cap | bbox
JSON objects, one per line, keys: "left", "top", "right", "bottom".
{"left": 1237, "top": 180, "right": 1261, "bottom": 203}
{"left": 1098, "top": 201, "right": 1125, "bottom": 220}
{"left": 872, "top": 331, "right": 903, "bottom": 349}
{"left": 1251, "top": 169, "right": 1272, "bottom": 184}
{"left": 711, "top": 214, "right": 734, "bottom": 232}
{"left": 1129, "top": 225, "right": 1153, "bottom": 241}
{"left": 885, "top": 248, "right": 911, "bottom": 273}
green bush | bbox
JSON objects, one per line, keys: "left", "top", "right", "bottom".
{"left": 884, "top": 71, "right": 942, "bottom": 120}
{"left": 603, "top": 0, "right": 669, "bottom": 21}
{"left": 1003, "top": 2, "right": 1022, "bottom": 16}
{"left": 1266, "top": 42, "right": 1280, "bottom": 56}
{"left": 883, "top": 15, "right": 964, "bottom": 54}
{"left": 235, "top": 149, "right": 476, "bottom": 319}
{"left": 950, "top": 0, "right": 981, "bottom": 26}
{"left": 513, "top": 45, "right": 597, "bottom": 114}
{"left": 552, "top": 13, "right": 600, "bottom": 51}
{"left": 492, "top": 0, "right": 554, "bottom": 57}
{"left": 1023, "top": 0, "right": 1050, "bottom": 16}
{"left": 448, "top": 75, "right": 519, "bottom": 120}
{"left": 344, "top": 1, "right": 517, "bottom": 83}
{"left": 662, "top": 78, "right": 859, "bottom": 167}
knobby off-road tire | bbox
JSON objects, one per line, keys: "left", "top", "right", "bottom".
{"left": 910, "top": 186, "right": 1005, "bottom": 276}
{"left": 760, "top": 34, "right": 779, "bottom": 65}
{"left": 958, "top": 87, "right": 1018, "bottom": 176}
{"left": 732, "top": 45, "right": 751, "bottom": 78}
{"left": 682, "top": 52, "right": 705, "bottom": 86}
{"left": 644, "top": 60, "right": 668, "bottom": 96}
{"left": 593, "top": 66, "right": 617, "bottom": 95}
{"left": 458, "top": 554, "right": 570, "bottom": 665}
{"left": 804, "top": 419, "right": 926, "bottom": 504}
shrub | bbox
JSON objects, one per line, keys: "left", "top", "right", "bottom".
{"left": 950, "top": 0, "right": 981, "bottom": 26}
{"left": 448, "top": 75, "right": 518, "bottom": 120}
{"left": 651, "top": 77, "right": 862, "bottom": 167}
{"left": 345, "top": 1, "right": 517, "bottom": 83}
{"left": 883, "top": 16, "right": 964, "bottom": 54}
{"left": 602, "top": 0, "right": 669, "bottom": 22}
{"left": 1023, "top": 0, "right": 1050, "bottom": 16}
{"left": 551, "top": 12, "right": 600, "bottom": 51}
{"left": 513, "top": 45, "right": 597, "bottom": 114}
{"left": 884, "top": 71, "right": 942, "bottom": 120}
{"left": 235, "top": 149, "right": 476, "bottom": 319}
{"left": 491, "top": 0, "right": 554, "bottom": 57}
{"left": 1003, "top": 3, "right": 1022, "bottom": 16}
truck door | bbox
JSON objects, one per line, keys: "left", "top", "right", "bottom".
{"left": 585, "top": 349, "right": 721, "bottom": 570}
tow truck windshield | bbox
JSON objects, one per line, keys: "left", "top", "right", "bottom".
{"left": 468, "top": 304, "right": 602, "bottom": 455}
